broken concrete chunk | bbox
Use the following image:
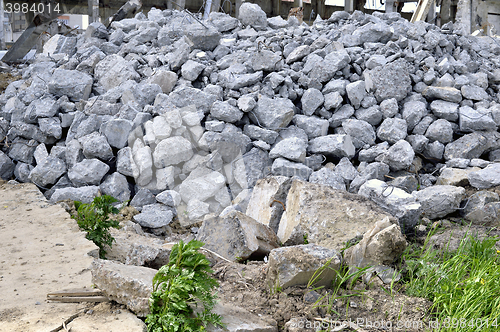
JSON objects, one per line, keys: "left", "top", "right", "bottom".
{"left": 197, "top": 210, "right": 279, "bottom": 262}
{"left": 277, "top": 180, "right": 395, "bottom": 250}
{"left": 245, "top": 176, "right": 291, "bottom": 233}
{"left": 468, "top": 163, "right": 500, "bottom": 189}
{"left": 267, "top": 244, "right": 342, "bottom": 290}
{"left": 413, "top": 185, "right": 466, "bottom": 219}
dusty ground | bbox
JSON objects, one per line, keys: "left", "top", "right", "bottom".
{"left": 0, "top": 181, "right": 145, "bottom": 332}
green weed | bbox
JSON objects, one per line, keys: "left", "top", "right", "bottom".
{"left": 146, "top": 239, "right": 223, "bottom": 332}
{"left": 73, "top": 195, "right": 120, "bottom": 259}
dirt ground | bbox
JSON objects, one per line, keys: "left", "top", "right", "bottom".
{"left": 0, "top": 181, "right": 146, "bottom": 332}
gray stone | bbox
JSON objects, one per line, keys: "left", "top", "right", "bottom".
{"left": 245, "top": 176, "right": 291, "bottom": 233}
{"left": 68, "top": 158, "right": 110, "bottom": 186}
{"left": 251, "top": 96, "right": 295, "bottom": 129}
{"left": 380, "top": 98, "right": 399, "bottom": 119}
{"left": 50, "top": 186, "right": 100, "bottom": 204}
{"left": 91, "top": 259, "right": 156, "bottom": 317}
{"left": 459, "top": 106, "right": 497, "bottom": 132}
{"left": 117, "top": 147, "right": 134, "bottom": 177}
{"left": 14, "top": 162, "right": 33, "bottom": 183}
{"left": 402, "top": 100, "right": 427, "bottom": 131}
{"left": 183, "top": 24, "right": 221, "bottom": 51}
{"left": 308, "top": 135, "right": 356, "bottom": 159}
{"left": 8, "top": 138, "right": 36, "bottom": 164}
{"left": 355, "top": 106, "right": 383, "bottom": 126}
{"left": 422, "top": 86, "right": 462, "bottom": 103}
{"left": 48, "top": 69, "right": 93, "bottom": 101}
{"left": 489, "top": 149, "right": 500, "bottom": 162}
{"left": 388, "top": 173, "right": 419, "bottom": 193}
{"left": 343, "top": 218, "right": 407, "bottom": 271}
{"left": 133, "top": 203, "right": 174, "bottom": 229}
{"left": 293, "top": 115, "right": 328, "bottom": 139}
{"left": 408, "top": 133, "right": 430, "bottom": 153}
{"left": 463, "top": 191, "right": 500, "bottom": 226}
{"left": 210, "top": 101, "right": 243, "bottom": 123}
{"left": 94, "top": 54, "right": 140, "bottom": 91}
{"left": 197, "top": 210, "right": 279, "bottom": 262}
{"left": 277, "top": 180, "right": 395, "bottom": 249}
{"left": 324, "top": 91, "right": 344, "bottom": 111}
{"left": 425, "top": 119, "right": 453, "bottom": 144}
{"left": 28, "top": 156, "right": 66, "bottom": 187}
{"left": 365, "top": 59, "right": 411, "bottom": 102}
{"left": 252, "top": 50, "right": 282, "bottom": 72}
{"left": 412, "top": 116, "right": 434, "bottom": 136}
{"left": 349, "top": 162, "right": 390, "bottom": 193}
{"left": 269, "top": 137, "right": 307, "bottom": 163}
{"left": 353, "top": 22, "right": 393, "bottom": 44}
{"left": 153, "top": 136, "right": 193, "bottom": 168}
{"left": 366, "top": 54, "right": 387, "bottom": 70}
{"left": 43, "top": 34, "right": 77, "bottom": 55}
{"left": 413, "top": 185, "right": 466, "bottom": 219}
{"left": 65, "top": 139, "right": 84, "bottom": 169}
{"left": 38, "top": 117, "right": 62, "bottom": 139}
{"left": 444, "top": 132, "right": 490, "bottom": 160}
{"left": 345, "top": 80, "right": 366, "bottom": 109}
{"left": 329, "top": 104, "right": 355, "bottom": 128}
{"left": 26, "top": 97, "right": 58, "bottom": 120}
{"left": 100, "top": 119, "right": 133, "bottom": 149}
{"left": 380, "top": 140, "right": 415, "bottom": 171}
{"left": 461, "top": 85, "right": 489, "bottom": 101}
{"left": 436, "top": 167, "right": 471, "bottom": 186}
{"left": 323, "top": 79, "right": 348, "bottom": 96}
{"left": 237, "top": 95, "right": 256, "bottom": 113}
{"left": 301, "top": 88, "right": 324, "bottom": 116}
{"left": 335, "top": 157, "right": 359, "bottom": 183}
{"left": 156, "top": 190, "right": 182, "bottom": 207}
{"left": 267, "top": 245, "right": 342, "bottom": 289}
{"left": 430, "top": 100, "right": 459, "bottom": 121}
{"left": 147, "top": 70, "right": 177, "bottom": 94}
{"left": 243, "top": 125, "right": 279, "bottom": 144}
{"left": 168, "top": 86, "right": 217, "bottom": 113}
{"left": 0, "top": 151, "right": 15, "bottom": 180}
{"left": 468, "top": 163, "right": 500, "bottom": 189}
{"left": 80, "top": 133, "right": 114, "bottom": 161}
{"left": 100, "top": 172, "right": 131, "bottom": 202}
{"left": 238, "top": 2, "right": 268, "bottom": 30}
{"left": 358, "top": 179, "right": 421, "bottom": 231}
{"left": 178, "top": 170, "right": 226, "bottom": 204}
{"left": 309, "top": 167, "right": 346, "bottom": 191}
{"left": 208, "top": 12, "right": 239, "bottom": 32}
{"left": 130, "top": 189, "right": 156, "bottom": 210}
{"left": 229, "top": 148, "right": 273, "bottom": 196}
{"left": 446, "top": 158, "right": 471, "bottom": 169}
{"left": 186, "top": 199, "right": 210, "bottom": 221}
{"left": 342, "top": 119, "right": 375, "bottom": 148}
{"left": 470, "top": 158, "right": 490, "bottom": 168}
{"left": 271, "top": 158, "right": 312, "bottom": 181}
{"left": 377, "top": 118, "right": 407, "bottom": 144}
{"left": 285, "top": 45, "right": 311, "bottom": 64}
{"left": 181, "top": 60, "right": 206, "bottom": 81}
{"left": 267, "top": 16, "right": 287, "bottom": 29}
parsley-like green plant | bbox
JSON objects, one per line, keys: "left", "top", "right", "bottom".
{"left": 146, "top": 239, "right": 224, "bottom": 332}
{"left": 72, "top": 195, "right": 120, "bottom": 259}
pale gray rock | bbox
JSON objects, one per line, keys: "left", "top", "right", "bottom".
{"left": 377, "top": 118, "right": 407, "bottom": 144}
{"left": 130, "top": 188, "right": 156, "bottom": 210}
{"left": 29, "top": 156, "right": 66, "bottom": 187}
{"left": 293, "top": 115, "right": 329, "bottom": 139}
{"left": 210, "top": 100, "right": 243, "bottom": 123}
{"left": 308, "top": 135, "right": 355, "bottom": 159}
{"left": 80, "top": 132, "right": 114, "bottom": 161}
{"left": 50, "top": 186, "right": 100, "bottom": 204}
{"left": 346, "top": 80, "right": 366, "bottom": 109}
{"left": 271, "top": 158, "right": 312, "bottom": 181}
{"left": 48, "top": 69, "right": 93, "bottom": 101}
{"left": 181, "top": 60, "right": 206, "bottom": 81}
{"left": 238, "top": 2, "right": 268, "bottom": 30}
{"left": 197, "top": 210, "right": 279, "bottom": 262}
{"left": 68, "top": 158, "right": 110, "bottom": 187}
{"left": 422, "top": 86, "right": 462, "bottom": 103}
{"left": 251, "top": 96, "right": 295, "bottom": 129}
{"left": 342, "top": 119, "right": 376, "bottom": 148}
{"left": 365, "top": 59, "right": 411, "bottom": 102}
{"left": 425, "top": 119, "right": 453, "bottom": 144}
{"left": 156, "top": 190, "right": 182, "bottom": 207}
{"left": 267, "top": 244, "right": 342, "bottom": 289}
{"left": 269, "top": 137, "right": 307, "bottom": 162}
{"left": 301, "top": 88, "right": 324, "bottom": 116}
{"left": 413, "top": 185, "right": 466, "bottom": 219}
{"left": 459, "top": 106, "right": 497, "bottom": 132}
{"left": 380, "top": 140, "right": 415, "bottom": 171}
{"left": 133, "top": 203, "right": 174, "bottom": 229}
{"left": 100, "top": 119, "right": 133, "bottom": 149}
{"left": 309, "top": 167, "right": 346, "bottom": 191}
{"left": 468, "top": 163, "right": 500, "bottom": 189}
{"left": 100, "top": 172, "right": 131, "bottom": 202}
{"left": 402, "top": 100, "right": 427, "bottom": 131}
{"left": 0, "top": 151, "right": 15, "bottom": 180}
{"left": 430, "top": 100, "right": 459, "bottom": 121}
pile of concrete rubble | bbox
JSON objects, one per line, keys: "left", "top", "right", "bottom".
{"left": 2, "top": 2, "right": 500, "bottom": 329}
